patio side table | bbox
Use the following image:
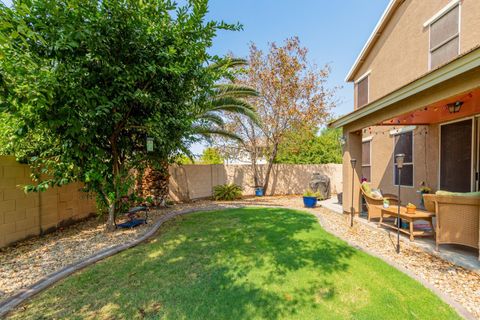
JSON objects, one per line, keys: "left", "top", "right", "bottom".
{"left": 379, "top": 205, "right": 435, "bottom": 241}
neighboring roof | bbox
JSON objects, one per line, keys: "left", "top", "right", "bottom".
{"left": 331, "top": 46, "right": 480, "bottom": 128}
{"left": 345, "top": 0, "right": 404, "bottom": 82}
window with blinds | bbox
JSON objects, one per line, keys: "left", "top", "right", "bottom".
{"left": 362, "top": 140, "right": 371, "bottom": 182}
{"left": 429, "top": 5, "right": 460, "bottom": 69}
{"left": 356, "top": 76, "right": 369, "bottom": 108}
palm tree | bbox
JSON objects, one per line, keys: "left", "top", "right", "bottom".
{"left": 178, "top": 58, "right": 259, "bottom": 159}
{"left": 194, "top": 60, "right": 259, "bottom": 133}
{"left": 139, "top": 58, "right": 259, "bottom": 204}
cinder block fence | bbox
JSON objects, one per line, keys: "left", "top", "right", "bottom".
{"left": 0, "top": 159, "right": 342, "bottom": 248}
{"left": 0, "top": 156, "right": 96, "bottom": 248}
{"left": 168, "top": 164, "right": 342, "bottom": 202}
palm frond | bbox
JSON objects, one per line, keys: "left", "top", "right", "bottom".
{"left": 196, "top": 111, "right": 225, "bottom": 126}
{"left": 210, "top": 97, "right": 260, "bottom": 125}
{"left": 177, "top": 143, "right": 196, "bottom": 163}
{"left": 211, "top": 97, "right": 256, "bottom": 111}
{"left": 208, "top": 58, "right": 248, "bottom": 71}
{"left": 211, "top": 104, "right": 260, "bottom": 126}
{"left": 214, "top": 84, "right": 259, "bottom": 98}
{"left": 192, "top": 125, "right": 243, "bottom": 142}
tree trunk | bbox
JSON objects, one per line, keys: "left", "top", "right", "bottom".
{"left": 105, "top": 136, "right": 120, "bottom": 232}
{"left": 139, "top": 163, "right": 170, "bottom": 206}
{"left": 105, "top": 201, "right": 116, "bottom": 232}
{"left": 250, "top": 148, "right": 261, "bottom": 187}
{"left": 262, "top": 142, "right": 279, "bottom": 195}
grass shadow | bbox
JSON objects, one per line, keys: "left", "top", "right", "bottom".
{"left": 8, "top": 207, "right": 461, "bottom": 320}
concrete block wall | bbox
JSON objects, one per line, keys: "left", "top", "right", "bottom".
{"left": 169, "top": 163, "right": 342, "bottom": 202}
{"left": 0, "top": 156, "right": 96, "bottom": 248}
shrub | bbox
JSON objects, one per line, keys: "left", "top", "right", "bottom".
{"left": 213, "top": 184, "right": 243, "bottom": 201}
{"left": 303, "top": 188, "right": 324, "bottom": 200}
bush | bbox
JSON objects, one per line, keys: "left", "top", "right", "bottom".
{"left": 303, "top": 188, "right": 324, "bottom": 200}
{"left": 213, "top": 184, "right": 243, "bottom": 201}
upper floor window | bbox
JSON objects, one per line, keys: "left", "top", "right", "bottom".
{"left": 428, "top": 3, "right": 460, "bottom": 69}
{"left": 356, "top": 74, "right": 369, "bottom": 108}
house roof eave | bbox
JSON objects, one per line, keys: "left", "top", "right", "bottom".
{"left": 331, "top": 47, "right": 480, "bottom": 129}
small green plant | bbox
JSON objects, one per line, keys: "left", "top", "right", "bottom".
{"left": 145, "top": 196, "right": 154, "bottom": 205}
{"left": 165, "top": 199, "right": 175, "bottom": 206}
{"left": 303, "top": 188, "right": 323, "bottom": 199}
{"left": 213, "top": 183, "right": 243, "bottom": 201}
{"left": 418, "top": 181, "right": 431, "bottom": 193}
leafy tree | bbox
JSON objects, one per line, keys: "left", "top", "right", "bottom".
{"left": 174, "top": 155, "right": 194, "bottom": 165}
{"left": 275, "top": 127, "right": 342, "bottom": 164}
{"left": 219, "top": 37, "right": 336, "bottom": 193}
{"left": 199, "top": 147, "right": 224, "bottom": 164}
{"left": 0, "top": 0, "right": 239, "bottom": 230}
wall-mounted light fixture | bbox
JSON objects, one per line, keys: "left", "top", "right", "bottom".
{"left": 339, "top": 135, "right": 347, "bottom": 146}
{"left": 447, "top": 101, "right": 463, "bottom": 114}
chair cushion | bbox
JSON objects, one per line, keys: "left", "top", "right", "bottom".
{"left": 361, "top": 182, "right": 372, "bottom": 196}
{"left": 371, "top": 189, "right": 383, "bottom": 199}
{"left": 435, "top": 190, "right": 480, "bottom": 197}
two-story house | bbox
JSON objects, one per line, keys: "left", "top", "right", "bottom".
{"left": 330, "top": 0, "right": 480, "bottom": 215}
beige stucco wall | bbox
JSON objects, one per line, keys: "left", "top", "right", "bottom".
{"left": 0, "top": 156, "right": 96, "bottom": 248}
{"left": 341, "top": 66, "right": 480, "bottom": 213}
{"left": 169, "top": 164, "right": 342, "bottom": 202}
{"left": 353, "top": 0, "right": 480, "bottom": 106}
{"left": 342, "top": 0, "right": 480, "bottom": 214}
{"left": 363, "top": 125, "right": 439, "bottom": 207}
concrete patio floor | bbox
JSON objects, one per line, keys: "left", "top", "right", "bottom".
{"left": 320, "top": 197, "right": 480, "bottom": 273}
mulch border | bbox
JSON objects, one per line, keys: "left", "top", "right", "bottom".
{"left": 0, "top": 204, "right": 475, "bottom": 320}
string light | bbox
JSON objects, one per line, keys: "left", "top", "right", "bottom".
{"left": 361, "top": 126, "right": 429, "bottom": 140}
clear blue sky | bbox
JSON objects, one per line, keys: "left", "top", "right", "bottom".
{"left": 197, "top": 0, "right": 390, "bottom": 154}
{"left": 2, "top": 0, "right": 390, "bottom": 153}
{"left": 206, "top": 0, "right": 390, "bottom": 117}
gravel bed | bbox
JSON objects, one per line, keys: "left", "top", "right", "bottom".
{"left": 0, "top": 201, "right": 234, "bottom": 303}
{"left": 1, "top": 196, "right": 479, "bottom": 319}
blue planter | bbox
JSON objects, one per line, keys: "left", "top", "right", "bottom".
{"left": 303, "top": 196, "right": 318, "bottom": 208}
{"left": 255, "top": 187, "right": 264, "bottom": 197}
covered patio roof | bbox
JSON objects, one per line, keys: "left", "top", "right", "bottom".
{"left": 382, "top": 88, "right": 480, "bottom": 125}
{"left": 330, "top": 46, "right": 480, "bottom": 131}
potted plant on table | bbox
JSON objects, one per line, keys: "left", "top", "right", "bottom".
{"left": 303, "top": 188, "right": 323, "bottom": 208}
{"left": 417, "top": 182, "right": 431, "bottom": 209}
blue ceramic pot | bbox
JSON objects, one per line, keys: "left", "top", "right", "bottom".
{"left": 255, "top": 187, "right": 264, "bottom": 197}
{"left": 303, "top": 196, "right": 317, "bottom": 208}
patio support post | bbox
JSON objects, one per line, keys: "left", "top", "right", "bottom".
{"left": 350, "top": 159, "right": 357, "bottom": 227}
{"left": 397, "top": 171, "right": 401, "bottom": 253}
{"left": 342, "top": 129, "right": 362, "bottom": 216}
{"left": 395, "top": 154, "right": 405, "bottom": 254}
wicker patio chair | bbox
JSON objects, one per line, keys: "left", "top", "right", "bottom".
{"left": 360, "top": 184, "right": 399, "bottom": 222}
{"left": 423, "top": 194, "right": 480, "bottom": 259}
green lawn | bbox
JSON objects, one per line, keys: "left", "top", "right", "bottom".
{"left": 8, "top": 208, "right": 460, "bottom": 320}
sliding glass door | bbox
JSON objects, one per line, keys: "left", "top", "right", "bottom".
{"left": 440, "top": 119, "right": 473, "bottom": 192}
